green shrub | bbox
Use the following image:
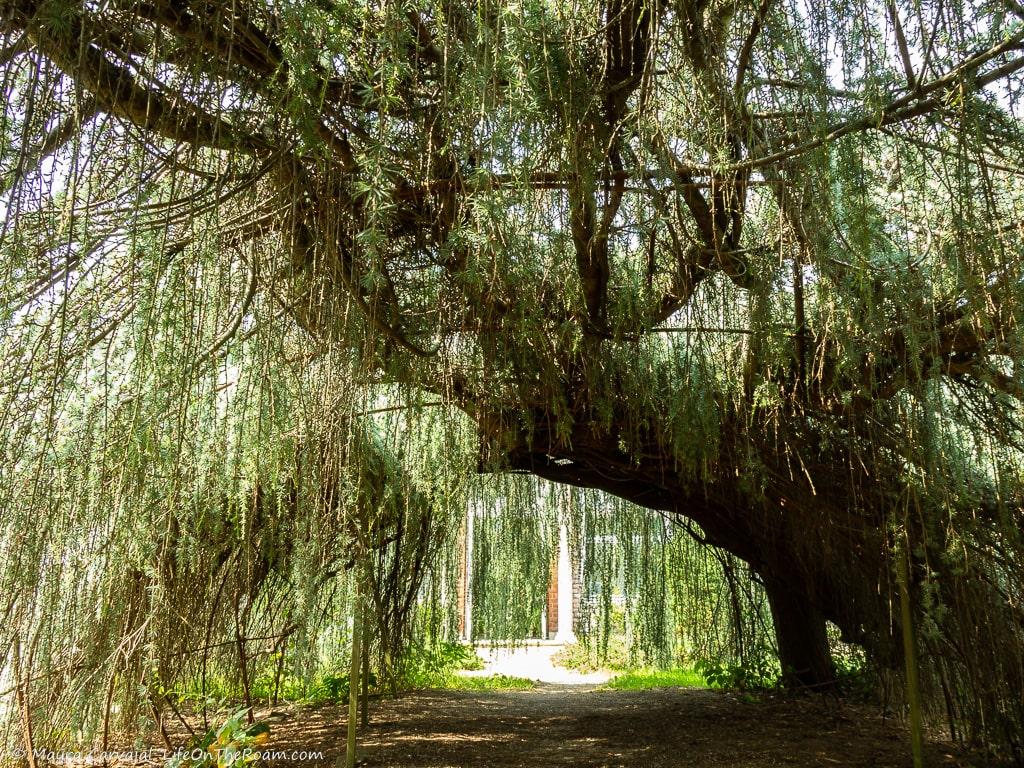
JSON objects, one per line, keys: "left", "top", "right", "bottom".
{"left": 696, "top": 650, "right": 780, "bottom": 690}
{"left": 398, "top": 641, "right": 485, "bottom": 688}
{"left": 831, "top": 643, "right": 875, "bottom": 699}
{"left": 172, "top": 663, "right": 379, "bottom": 710}
{"left": 306, "top": 670, "right": 378, "bottom": 703}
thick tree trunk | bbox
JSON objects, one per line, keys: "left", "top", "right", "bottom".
{"left": 764, "top": 577, "right": 835, "bottom": 690}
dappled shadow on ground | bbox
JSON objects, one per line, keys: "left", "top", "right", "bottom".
{"left": 257, "top": 685, "right": 977, "bottom": 768}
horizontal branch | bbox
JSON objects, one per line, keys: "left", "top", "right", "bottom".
{"left": 701, "top": 29, "right": 1024, "bottom": 174}
{"left": 16, "top": 1, "right": 270, "bottom": 154}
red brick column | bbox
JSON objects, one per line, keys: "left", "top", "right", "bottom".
{"left": 546, "top": 557, "right": 559, "bottom": 638}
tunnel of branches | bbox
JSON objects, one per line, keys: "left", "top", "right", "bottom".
{"left": 1, "top": 0, "right": 1024, "bottom": 761}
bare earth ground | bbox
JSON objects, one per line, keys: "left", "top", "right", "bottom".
{"left": 244, "top": 685, "right": 975, "bottom": 768}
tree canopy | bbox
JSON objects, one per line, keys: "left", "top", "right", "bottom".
{"left": 2, "top": 0, "right": 1024, "bottom": 758}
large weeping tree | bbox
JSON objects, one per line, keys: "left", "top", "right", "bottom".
{"left": 3, "top": 0, "right": 1024, "bottom": 755}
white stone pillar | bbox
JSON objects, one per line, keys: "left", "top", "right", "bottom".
{"left": 555, "top": 519, "right": 575, "bottom": 642}
{"left": 463, "top": 500, "right": 474, "bottom": 642}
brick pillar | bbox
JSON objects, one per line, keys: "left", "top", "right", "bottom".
{"left": 546, "top": 557, "right": 559, "bottom": 638}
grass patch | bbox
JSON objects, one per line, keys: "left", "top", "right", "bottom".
{"left": 605, "top": 668, "right": 707, "bottom": 690}
{"left": 552, "top": 637, "right": 629, "bottom": 673}
{"left": 441, "top": 673, "right": 535, "bottom": 691}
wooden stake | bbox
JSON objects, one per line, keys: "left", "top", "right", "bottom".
{"left": 360, "top": 618, "right": 370, "bottom": 728}
{"left": 234, "top": 594, "right": 254, "bottom": 724}
{"left": 345, "top": 581, "right": 362, "bottom": 768}
{"left": 898, "top": 547, "right": 924, "bottom": 768}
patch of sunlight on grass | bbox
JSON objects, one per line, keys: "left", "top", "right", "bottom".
{"left": 604, "top": 668, "right": 707, "bottom": 690}
{"left": 441, "top": 673, "right": 535, "bottom": 691}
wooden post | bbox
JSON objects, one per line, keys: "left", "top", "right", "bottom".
{"left": 360, "top": 617, "right": 370, "bottom": 727}
{"left": 233, "top": 593, "right": 254, "bottom": 724}
{"left": 345, "top": 582, "right": 362, "bottom": 768}
{"left": 899, "top": 548, "right": 924, "bottom": 768}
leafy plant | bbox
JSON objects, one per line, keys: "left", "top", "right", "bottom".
{"left": 311, "top": 670, "right": 379, "bottom": 702}
{"left": 696, "top": 653, "right": 780, "bottom": 691}
{"left": 167, "top": 710, "right": 270, "bottom": 768}
{"left": 831, "top": 641, "right": 875, "bottom": 699}
{"left": 399, "top": 641, "right": 483, "bottom": 685}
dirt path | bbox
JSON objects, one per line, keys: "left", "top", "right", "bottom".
{"left": 258, "top": 685, "right": 976, "bottom": 768}
{"left": 461, "top": 642, "right": 611, "bottom": 684}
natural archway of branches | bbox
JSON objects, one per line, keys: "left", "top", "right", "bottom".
{"left": 2, "top": 0, "right": 1024, "bottom": 760}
